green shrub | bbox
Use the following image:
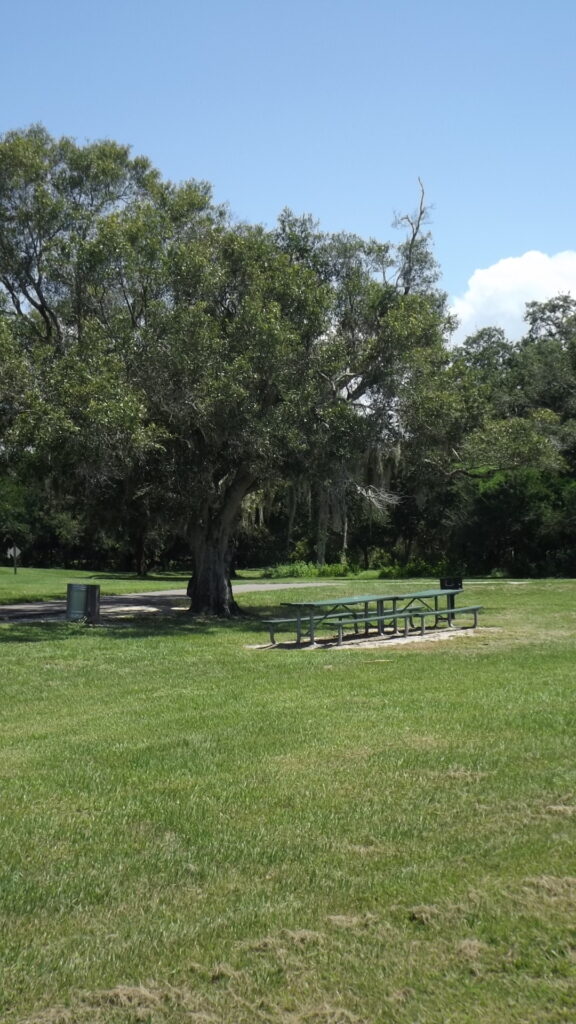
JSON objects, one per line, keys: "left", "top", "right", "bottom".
{"left": 267, "top": 561, "right": 318, "bottom": 578}
{"left": 377, "top": 564, "right": 400, "bottom": 579}
{"left": 266, "top": 561, "right": 354, "bottom": 579}
{"left": 317, "top": 562, "right": 350, "bottom": 577}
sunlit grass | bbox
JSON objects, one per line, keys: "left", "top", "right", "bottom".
{"left": 1, "top": 580, "right": 575, "bottom": 1022}
{"left": 0, "top": 567, "right": 192, "bottom": 604}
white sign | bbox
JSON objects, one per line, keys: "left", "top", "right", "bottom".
{"left": 7, "top": 546, "right": 21, "bottom": 559}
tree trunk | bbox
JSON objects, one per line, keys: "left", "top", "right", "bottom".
{"left": 286, "top": 484, "right": 297, "bottom": 551}
{"left": 316, "top": 486, "right": 329, "bottom": 567}
{"left": 340, "top": 502, "right": 348, "bottom": 565}
{"left": 187, "top": 467, "right": 256, "bottom": 616}
{"left": 188, "top": 531, "right": 239, "bottom": 616}
{"left": 134, "top": 531, "right": 148, "bottom": 577}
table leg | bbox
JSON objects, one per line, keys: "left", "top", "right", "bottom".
{"left": 391, "top": 598, "right": 400, "bottom": 634}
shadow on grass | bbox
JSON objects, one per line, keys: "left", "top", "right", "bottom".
{"left": 86, "top": 570, "right": 258, "bottom": 582}
{"left": 0, "top": 604, "right": 282, "bottom": 645}
{"left": 87, "top": 572, "right": 189, "bottom": 582}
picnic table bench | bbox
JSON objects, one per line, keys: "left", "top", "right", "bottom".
{"left": 262, "top": 588, "right": 482, "bottom": 646}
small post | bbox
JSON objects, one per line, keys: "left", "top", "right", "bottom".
{"left": 6, "top": 543, "right": 21, "bottom": 574}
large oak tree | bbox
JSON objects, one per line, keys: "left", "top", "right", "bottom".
{"left": 0, "top": 127, "right": 451, "bottom": 613}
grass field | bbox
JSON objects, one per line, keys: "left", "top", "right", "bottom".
{"left": 1, "top": 579, "right": 575, "bottom": 1023}
{"left": 0, "top": 568, "right": 193, "bottom": 604}
{"left": 0, "top": 567, "right": 378, "bottom": 606}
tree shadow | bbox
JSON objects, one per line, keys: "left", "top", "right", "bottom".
{"left": 0, "top": 621, "right": 92, "bottom": 645}
{"left": 86, "top": 570, "right": 260, "bottom": 583}
{"left": 0, "top": 603, "right": 281, "bottom": 645}
{"left": 97, "top": 604, "right": 283, "bottom": 641}
{"left": 87, "top": 572, "right": 189, "bottom": 583}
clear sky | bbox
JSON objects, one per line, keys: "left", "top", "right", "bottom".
{"left": 2, "top": 0, "right": 575, "bottom": 341}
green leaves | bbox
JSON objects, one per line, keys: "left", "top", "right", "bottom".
{"left": 0, "top": 126, "right": 160, "bottom": 348}
{"left": 461, "top": 413, "right": 564, "bottom": 475}
{"left": 0, "top": 127, "right": 454, "bottom": 584}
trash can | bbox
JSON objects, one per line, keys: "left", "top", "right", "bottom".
{"left": 440, "top": 577, "right": 463, "bottom": 591}
{"left": 66, "top": 583, "right": 100, "bottom": 624}
{"left": 440, "top": 577, "right": 462, "bottom": 610}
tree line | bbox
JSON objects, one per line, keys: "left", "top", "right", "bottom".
{"left": 1, "top": 127, "right": 575, "bottom": 612}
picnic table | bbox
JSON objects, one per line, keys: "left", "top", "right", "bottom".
{"left": 263, "top": 587, "right": 482, "bottom": 646}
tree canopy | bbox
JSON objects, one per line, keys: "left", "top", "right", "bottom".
{"left": 2, "top": 126, "right": 575, "bottom": 600}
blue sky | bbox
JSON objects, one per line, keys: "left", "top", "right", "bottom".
{"left": 2, "top": 0, "right": 575, "bottom": 340}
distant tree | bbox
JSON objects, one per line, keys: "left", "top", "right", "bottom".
{"left": 427, "top": 296, "right": 576, "bottom": 576}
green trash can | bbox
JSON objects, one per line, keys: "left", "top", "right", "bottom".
{"left": 66, "top": 583, "right": 100, "bottom": 623}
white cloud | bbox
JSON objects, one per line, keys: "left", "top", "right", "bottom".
{"left": 449, "top": 250, "right": 576, "bottom": 344}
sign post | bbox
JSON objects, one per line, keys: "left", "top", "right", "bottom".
{"left": 6, "top": 545, "right": 21, "bottom": 574}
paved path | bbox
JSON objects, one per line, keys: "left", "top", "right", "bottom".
{"left": 0, "top": 581, "right": 345, "bottom": 622}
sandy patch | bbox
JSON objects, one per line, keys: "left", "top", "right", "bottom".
{"left": 247, "top": 627, "right": 487, "bottom": 652}
{"left": 104, "top": 604, "right": 160, "bottom": 615}
{"left": 100, "top": 603, "right": 185, "bottom": 619}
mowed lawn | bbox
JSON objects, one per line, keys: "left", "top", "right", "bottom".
{"left": 0, "top": 568, "right": 191, "bottom": 604}
{"left": 1, "top": 581, "right": 575, "bottom": 1023}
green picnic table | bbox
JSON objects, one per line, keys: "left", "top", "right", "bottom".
{"left": 263, "top": 587, "right": 481, "bottom": 646}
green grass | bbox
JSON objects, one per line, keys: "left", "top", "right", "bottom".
{"left": 0, "top": 566, "right": 365, "bottom": 604}
{"left": 0, "top": 567, "right": 192, "bottom": 604}
{"left": 1, "top": 580, "right": 575, "bottom": 1022}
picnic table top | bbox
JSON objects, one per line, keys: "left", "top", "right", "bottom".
{"left": 281, "top": 588, "right": 461, "bottom": 610}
